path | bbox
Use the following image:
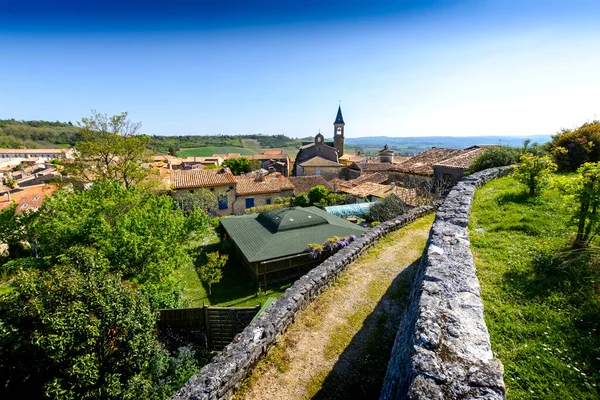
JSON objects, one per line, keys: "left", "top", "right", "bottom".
{"left": 236, "top": 214, "right": 435, "bottom": 400}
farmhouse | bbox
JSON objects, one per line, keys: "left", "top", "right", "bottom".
{"left": 219, "top": 206, "right": 365, "bottom": 286}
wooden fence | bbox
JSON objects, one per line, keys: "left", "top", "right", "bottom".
{"left": 158, "top": 305, "right": 260, "bottom": 351}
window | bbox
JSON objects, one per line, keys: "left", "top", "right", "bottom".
{"left": 245, "top": 197, "right": 255, "bottom": 208}
{"left": 315, "top": 168, "right": 322, "bottom": 176}
{"left": 266, "top": 198, "right": 272, "bottom": 205}
{"left": 218, "top": 194, "right": 228, "bottom": 210}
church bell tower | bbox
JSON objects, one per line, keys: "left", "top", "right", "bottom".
{"left": 333, "top": 105, "right": 345, "bottom": 157}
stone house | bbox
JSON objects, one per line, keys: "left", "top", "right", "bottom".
{"left": 232, "top": 174, "right": 295, "bottom": 215}
{"left": 168, "top": 168, "right": 237, "bottom": 216}
{"left": 296, "top": 156, "right": 346, "bottom": 181}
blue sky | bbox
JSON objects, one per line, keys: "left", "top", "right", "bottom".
{"left": 1, "top": 0, "right": 599, "bottom": 138}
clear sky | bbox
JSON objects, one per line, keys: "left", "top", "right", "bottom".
{"left": 1, "top": 0, "right": 599, "bottom": 138}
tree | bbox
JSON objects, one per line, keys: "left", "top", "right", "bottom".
{"left": 0, "top": 247, "right": 163, "bottom": 399}
{"left": 3, "top": 176, "right": 17, "bottom": 202}
{"left": 293, "top": 193, "right": 310, "bottom": 207}
{"left": 248, "top": 158, "right": 261, "bottom": 171}
{"left": 466, "top": 146, "right": 521, "bottom": 174}
{"left": 549, "top": 121, "right": 600, "bottom": 171}
{"left": 556, "top": 162, "right": 600, "bottom": 247}
{"left": 369, "top": 194, "right": 409, "bottom": 222}
{"left": 177, "top": 189, "right": 218, "bottom": 216}
{"left": 67, "top": 111, "right": 153, "bottom": 189}
{"left": 198, "top": 251, "right": 228, "bottom": 295}
{"left": 512, "top": 154, "right": 557, "bottom": 196}
{"left": 222, "top": 157, "right": 250, "bottom": 175}
{"left": 308, "top": 185, "right": 329, "bottom": 204}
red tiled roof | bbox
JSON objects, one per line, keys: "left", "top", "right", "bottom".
{"left": 299, "top": 156, "right": 344, "bottom": 167}
{"left": 170, "top": 168, "right": 236, "bottom": 189}
{"left": 288, "top": 176, "right": 333, "bottom": 195}
{"left": 433, "top": 145, "right": 497, "bottom": 169}
{"left": 235, "top": 175, "right": 294, "bottom": 195}
{"left": 0, "top": 184, "right": 58, "bottom": 213}
{"left": 390, "top": 148, "right": 461, "bottom": 176}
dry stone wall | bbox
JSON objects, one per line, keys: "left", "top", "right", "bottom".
{"left": 170, "top": 204, "right": 439, "bottom": 400}
{"left": 380, "top": 167, "right": 511, "bottom": 400}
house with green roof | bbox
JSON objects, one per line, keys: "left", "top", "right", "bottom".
{"left": 219, "top": 206, "right": 365, "bottom": 286}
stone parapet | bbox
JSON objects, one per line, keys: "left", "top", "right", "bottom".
{"left": 380, "top": 166, "right": 511, "bottom": 400}
{"left": 170, "top": 203, "right": 439, "bottom": 400}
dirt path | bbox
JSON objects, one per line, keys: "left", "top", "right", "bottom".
{"left": 236, "top": 215, "right": 434, "bottom": 400}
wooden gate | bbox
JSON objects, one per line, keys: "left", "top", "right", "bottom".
{"left": 158, "top": 305, "right": 260, "bottom": 351}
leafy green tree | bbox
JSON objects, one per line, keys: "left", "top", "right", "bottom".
{"left": 222, "top": 157, "right": 250, "bottom": 175}
{"left": 67, "top": 111, "right": 153, "bottom": 189}
{"left": 549, "top": 121, "right": 600, "bottom": 172}
{"left": 556, "top": 162, "right": 600, "bottom": 247}
{"left": 369, "top": 194, "right": 409, "bottom": 222}
{"left": 512, "top": 154, "right": 557, "bottom": 196}
{"left": 177, "top": 189, "right": 218, "bottom": 216}
{"left": 203, "top": 164, "right": 219, "bottom": 170}
{"left": 308, "top": 185, "right": 329, "bottom": 204}
{"left": 248, "top": 158, "right": 261, "bottom": 171}
{"left": 293, "top": 193, "right": 310, "bottom": 207}
{"left": 198, "top": 251, "right": 228, "bottom": 295}
{"left": 0, "top": 247, "right": 163, "bottom": 400}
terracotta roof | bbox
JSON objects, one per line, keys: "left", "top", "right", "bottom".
{"left": 352, "top": 172, "right": 389, "bottom": 185}
{"left": 262, "top": 150, "right": 284, "bottom": 155}
{"left": 288, "top": 176, "right": 333, "bottom": 195}
{"left": 299, "top": 156, "right": 344, "bottom": 168}
{"left": 433, "top": 145, "right": 497, "bottom": 169}
{"left": 339, "top": 152, "right": 367, "bottom": 163}
{"left": 390, "top": 148, "right": 461, "bottom": 176}
{"left": 169, "top": 168, "right": 236, "bottom": 189}
{"left": 340, "top": 182, "right": 419, "bottom": 205}
{"left": 236, "top": 175, "right": 294, "bottom": 195}
{"left": 350, "top": 162, "right": 396, "bottom": 172}
{"left": 0, "top": 184, "right": 58, "bottom": 213}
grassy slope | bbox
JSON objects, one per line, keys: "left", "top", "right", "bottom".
{"left": 470, "top": 175, "right": 600, "bottom": 399}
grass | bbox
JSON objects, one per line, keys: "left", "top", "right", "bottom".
{"left": 470, "top": 175, "right": 600, "bottom": 399}
{"left": 177, "top": 146, "right": 257, "bottom": 157}
{"left": 174, "top": 230, "right": 291, "bottom": 308}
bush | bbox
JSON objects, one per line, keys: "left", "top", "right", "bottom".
{"left": 512, "top": 154, "right": 557, "bottom": 196}
{"left": 549, "top": 121, "right": 600, "bottom": 171}
{"left": 467, "top": 146, "right": 521, "bottom": 174}
{"left": 369, "top": 194, "right": 409, "bottom": 222}
{"left": 308, "top": 185, "right": 329, "bottom": 204}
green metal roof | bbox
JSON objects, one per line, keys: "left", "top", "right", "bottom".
{"left": 220, "top": 206, "right": 365, "bottom": 263}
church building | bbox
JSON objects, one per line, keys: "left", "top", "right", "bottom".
{"left": 292, "top": 106, "right": 347, "bottom": 180}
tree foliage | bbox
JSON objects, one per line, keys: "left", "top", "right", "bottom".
{"left": 467, "top": 146, "right": 522, "bottom": 174}
{"left": 176, "top": 189, "right": 218, "bottom": 216}
{"left": 369, "top": 194, "right": 409, "bottom": 222}
{"left": 221, "top": 157, "right": 250, "bottom": 175}
{"left": 549, "top": 121, "right": 600, "bottom": 172}
{"left": 66, "top": 111, "right": 153, "bottom": 189}
{"left": 198, "top": 251, "right": 228, "bottom": 295}
{"left": 0, "top": 248, "right": 162, "bottom": 399}
{"left": 308, "top": 185, "right": 329, "bottom": 204}
{"left": 512, "top": 154, "right": 557, "bottom": 196}
{"left": 555, "top": 162, "right": 600, "bottom": 247}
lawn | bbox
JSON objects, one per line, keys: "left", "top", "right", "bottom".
{"left": 177, "top": 146, "right": 258, "bottom": 157}
{"left": 469, "top": 175, "right": 600, "bottom": 399}
{"left": 174, "top": 230, "right": 291, "bottom": 308}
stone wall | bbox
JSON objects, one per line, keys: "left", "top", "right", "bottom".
{"left": 170, "top": 203, "right": 439, "bottom": 400}
{"left": 379, "top": 166, "right": 511, "bottom": 400}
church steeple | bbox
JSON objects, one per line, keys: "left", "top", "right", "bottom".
{"left": 334, "top": 105, "right": 345, "bottom": 125}
{"left": 333, "top": 104, "right": 345, "bottom": 157}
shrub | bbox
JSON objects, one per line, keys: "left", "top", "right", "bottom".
{"left": 369, "top": 195, "right": 408, "bottom": 222}
{"left": 512, "top": 154, "right": 557, "bottom": 196}
{"left": 293, "top": 193, "right": 310, "bottom": 207}
{"left": 308, "top": 185, "right": 329, "bottom": 204}
{"left": 549, "top": 121, "right": 600, "bottom": 171}
{"left": 467, "top": 146, "right": 521, "bottom": 174}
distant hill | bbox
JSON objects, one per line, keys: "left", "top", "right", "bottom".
{"left": 342, "top": 135, "right": 552, "bottom": 155}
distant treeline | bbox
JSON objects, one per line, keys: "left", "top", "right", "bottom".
{"left": 0, "top": 119, "right": 81, "bottom": 149}
{"left": 0, "top": 118, "right": 306, "bottom": 154}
